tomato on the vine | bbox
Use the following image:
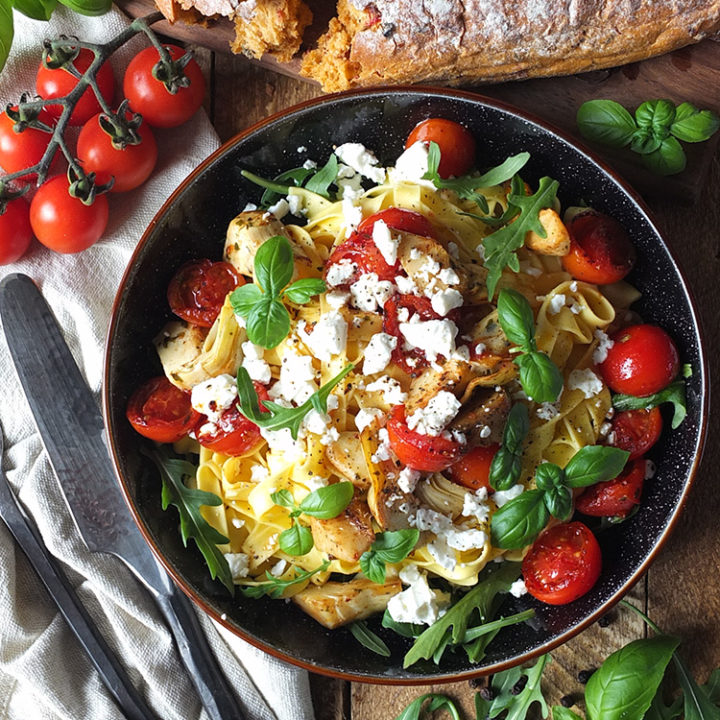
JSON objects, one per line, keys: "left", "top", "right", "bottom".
{"left": 0, "top": 199, "right": 33, "bottom": 264}
{"left": 325, "top": 230, "right": 401, "bottom": 284}
{"left": 29, "top": 175, "right": 109, "bottom": 254}
{"left": 77, "top": 113, "right": 158, "bottom": 193}
{"left": 609, "top": 407, "right": 662, "bottom": 460}
{"left": 123, "top": 45, "right": 206, "bottom": 128}
{"left": 445, "top": 444, "right": 499, "bottom": 491}
{"left": 406, "top": 118, "right": 476, "bottom": 178}
{"left": 0, "top": 108, "right": 55, "bottom": 175}
{"left": 36, "top": 48, "right": 115, "bottom": 127}
{"left": 522, "top": 521, "right": 602, "bottom": 605}
{"left": 357, "top": 207, "right": 434, "bottom": 238}
{"left": 599, "top": 324, "right": 679, "bottom": 396}
{"left": 575, "top": 459, "right": 645, "bottom": 518}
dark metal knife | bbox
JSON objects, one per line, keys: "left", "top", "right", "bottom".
{"left": 0, "top": 273, "right": 246, "bottom": 720}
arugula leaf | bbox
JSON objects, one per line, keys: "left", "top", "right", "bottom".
{"left": 146, "top": 447, "right": 234, "bottom": 595}
{"left": 478, "top": 654, "right": 550, "bottom": 720}
{"left": 577, "top": 99, "right": 637, "bottom": 148}
{"left": 360, "top": 529, "right": 420, "bottom": 584}
{"left": 645, "top": 692, "right": 683, "bottom": 720}
{"left": 672, "top": 652, "right": 720, "bottom": 720}
{"left": 298, "top": 481, "right": 354, "bottom": 519}
{"left": 703, "top": 668, "right": 720, "bottom": 705}
{"left": 394, "top": 693, "right": 461, "bottom": 720}
{"left": 0, "top": 0, "right": 13, "bottom": 74}
{"left": 349, "top": 621, "right": 391, "bottom": 657}
{"left": 482, "top": 177, "right": 559, "bottom": 299}
{"left": 283, "top": 277, "right": 327, "bottom": 304}
{"left": 553, "top": 707, "right": 584, "bottom": 720}
{"left": 304, "top": 154, "right": 338, "bottom": 198}
{"left": 671, "top": 102, "right": 720, "bottom": 143}
{"left": 382, "top": 609, "right": 424, "bottom": 638}
{"left": 239, "top": 561, "right": 330, "bottom": 599}
{"left": 241, "top": 169, "right": 292, "bottom": 198}
{"left": 12, "top": 0, "right": 57, "bottom": 20}
{"left": 564, "top": 445, "right": 629, "bottom": 488}
{"left": 490, "top": 403, "right": 530, "bottom": 491}
{"left": 461, "top": 609, "right": 536, "bottom": 643}
{"left": 515, "top": 351, "right": 563, "bottom": 404}
{"left": 490, "top": 489, "right": 549, "bottom": 550}
{"left": 613, "top": 379, "right": 688, "bottom": 429}
{"left": 278, "top": 521, "right": 314, "bottom": 555}
{"left": 260, "top": 166, "right": 315, "bottom": 207}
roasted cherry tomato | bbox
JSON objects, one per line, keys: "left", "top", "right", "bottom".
{"left": 123, "top": 45, "right": 206, "bottom": 128}
{"left": 36, "top": 48, "right": 115, "bottom": 126}
{"left": 168, "top": 259, "right": 242, "bottom": 328}
{"left": 522, "top": 521, "right": 602, "bottom": 605}
{"left": 29, "top": 175, "right": 109, "bottom": 254}
{"left": 386, "top": 405, "right": 464, "bottom": 472}
{"left": 77, "top": 113, "right": 158, "bottom": 193}
{"left": 609, "top": 407, "right": 662, "bottom": 460}
{"left": 576, "top": 459, "right": 645, "bottom": 518}
{"left": 126, "top": 376, "right": 200, "bottom": 443}
{"left": 599, "top": 324, "right": 679, "bottom": 396}
{"left": 0, "top": 198, "right": 33, "bottom": 264}
{"left": 445, "top": 444, "right": 499, "bottom": 491}
{"left": 561, "top": 209, "right": 636, "bottom": 284}
{"left": 406, "top": 118, "right": 476, "bottom": 178}
{"left": 325, "top": 230, "right": 401, "bottom": 284}
{"left": 357, "top": 207, "right": 434, "bottom": 238}
{"left": 195, "top": 382, "right": 268, "bottom": 456}
{"left": 0, "top": 108, "right": 55, "bottom": 175}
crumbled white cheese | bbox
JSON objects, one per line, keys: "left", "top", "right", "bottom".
{"left": 298, "top": 311, "right": 348, "bottom": 363}
{"left": 387, "top": 141, "right": 434, "bottom": 187}
{"left": 241, "top": 341, "right": 272, "bottom": 384}
{"left": 349, "top": 272, "right": 395, "bottom": 312}
{"left": 365, "top": 375, "right": 407, "bottom": 405}
{"left": 325, "top": 259, "right": 357, "bottom": 287}
{"left": 241, "top": 202, "right": 258, "bottom": 212}
{"left": 570, "top": 303, "right": 582, "bottom": 315}
{"left": 336, "top": 167, "right": 364, "bottom": 201}
{"left": 335, "top": 142, "right": 386, "bottom": 183}
{"left": 304, "top": 475, "right": 329, "bottom": 492}
{"left": 474, "top": 342, "right": 487, "bottom": 356}
{"left": 325, "top": 290, "right": 350, "bottom": 309}
{"left": 569, "top": 281, "right": 578, "bottom": 291}
{"left": 387, "top": 566, "right": 448, "bottom": 625}
{"left": 302, "top": 159, "right": 317, "bottom": 170}
{"left": 268, "top": 350, "right": 317, "bottom": 405}
{"left": 430, "top": 288, "right": 463, "bottom": 316}
{"left": 462, "top": 488, "right": 490, "bottom": 523}
{"left": 191, "top": 374, "right": 238, "bottom": 423}
{"left": 492, "top": 484, "right": 524, "bottom": 507}
{"left": 224, "top": 553, "right": 249, "bottom": 581}
{"left": 286, "top": 193, "right": 304, "bottom": 216}
{"left": 260, "top": 427, "right": 304, "bottom": 461}
{"left": 355, "top": 407, "right": 385, "bottom": 432}
{"left": 363, "top": 332, "right": 397, "bottom": 375}
{"left": 250, "top": 465, "right": 269, "bottom": 483}
{"left": 371, "top": 427, "right": 392, "bottom": 463}
{"left": 395, "top": 274, "right": 420, "bottom": 295}
{"left": 371, "top": 219, "right": 400, "bottom": 266}
{"left": 417, "top": 256, "right": 441, "bottom": 281}
{"left": 231, "top": 517, "right": 245, "bottom": 529}
{"left": 427, "top": 538, "right": 457, "bottom": 570}
{"left": 341, "top": 196, "right": 363, "bottom": 238}
{"left": 267, "top": 198, "right": 290, "bottom": 219}
{"left": 270, "top": 559, "right": 288, "bottom": 577}
{"left": 406, "top": 391, "right": 461, "bottom": 436}
{"left": 593, "top": 329, "right": 615, "bottom": 364}
{"left": 399, "top": 315, "right": 458, "bottom": 364}
{"left": 548, "top": 293, "right": 567, "bottom": 314}
{"left": 438, "top": 267, "right": 460, "bottom": 285}
{"left": 397, "top": 467, "right": 421, "bottom": 494}
{"left": 412, "top": 507, "right": 487, "bottom": 552}
{"left": 536, "top": 402, "right": 560, "bottom": 420}
{"left": 296, "top": 145, "right": 307, "bottom": 153}
{"left": 568, "top": 368, "right": 604, "bottom": 399}
{"left": 510, "top": 579, "right": 528, "bottom": 598}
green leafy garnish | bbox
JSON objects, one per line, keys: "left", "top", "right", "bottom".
{"left": 0, "top": 0, "right": 13, "bottom": 74}
{"left": 304, "top": 154, "right": 339, "bottom": 198}
{"left": 394, "top": 693, "right": 461, "bottom": 720}
{"left": 349, "top": 621, "right": 391, "bottom": 657}
{"left": 239, "top": 561, "right": 330, "bottom": 599}
{"left": 613, "top": 378, "right": 688, "bottom": 429}
{"left": 490, "top": 403, "right": 530, "bottom": 491}
{"left": 359, "top": 529, "right": 420, "bottom": 584}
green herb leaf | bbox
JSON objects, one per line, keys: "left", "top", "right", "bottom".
{"left": 481, "top": 654, "right": 550, "bottom": 720}
{"left": 577, "top": 100, "right": 637, "bottom": 148}
{"left": 474, "top": 153, "right": 531, "bottom": 188}
{"left": 490, "top": 403, "right": 530, "bottom": 491}
{"left": 246, "top": 297, "right": 290, "bottom": 349}
{"left": 349, "top": 621, "right": 391, "bottom": 657}
{"left": 553, "top": 707, "right": 584, "bottom": 720}
{"left": 254, "top": 235, "right": 294, "bottom": 296}
{"left": 270, "top": 489, "right": 296, "bottom": 509}
{"left": 702, "top": 668, "right": 720, "bottom": 705}
{"left": 299, "top": 481, "right": 354, "bottom": 519}
{"left": 146, "top": 446, "right": 234, "bottom": 595}
{"left": 645, "top": 692, "right": 683, "bottom": 720}
{"left": 630, "top": 126, "right": 663, "bottom": 155}
{"left": 12, "top": 0, "right": 57, "bottom": 20}
{"left": 635, "top": 99, "right": 675, "bottom": 135}
{"left": 239, "top": 560, "right": 330, "bottom": 599}
{"left": 394, "top": 693, "right": 461, "bottom": 720}
{"left": 283, "top": 277, "right": 327, "bottom": 304}
{"left": 260, "top": 167, "right": 315, "bottom": 207}
{"left": 613, "top": 379, "right": 688, "bottom": 429}
{"left": 241, "top": 169, "right": 291, "bottom": 197}
{"left": 672, "top": 652, "right": 720, "bottom": 720}
{"left": 497, "top": 288, "right": 535, "bottom": 351}
{"left": 57, "top": 0, "right": 111, "bottom": 15}
{"left": 490, "top": 489, "right": 549, "bottom": 549}
{"left": 461, "top": 608, "right": 536, "bottom": 643}
{"left": 671, "top": 102, "right": 720, "bottom": 143}
{"left": 229, "top": 283, "right": 264, "bottom": 317}
{"left": 544, "top": 484, "right": 573, "bottom": 522}
{"left": 278, "top": 521, "right": 314, "bottom": 555}
{"left": 304, "top": 154, "right": 338, "bottom": 198}
{"left": 0, "top": 0, "right": 13, "bottom": 74}
{"left": 382, "top": 609, "right": 424, "bottom": 638}
{"left": 534, "top": 462, "right": 564, "bottom": 491}
{"left": 360, "top": 529, "right": 420, "bottom": 583}
{"left": 515, "top": 351, "right": 563, "bottom": 403}
{"left": 642, "top": 136, "right": 687, "bottom": 176}
{"left": 564, "top": 445, "right": 630, "bottom": 488}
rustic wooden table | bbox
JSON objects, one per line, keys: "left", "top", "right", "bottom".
{"left": 189, "top": 46, "right": 720, "bottom": 720}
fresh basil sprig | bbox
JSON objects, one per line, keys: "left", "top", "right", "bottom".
{"left": 230, "top": 235, "right": 326, "bottom": 348}
{"left": 613, "top": 378, "right": 688, "bottom": 430}
{"left": 491, "top": 445, "right": 629, "bottom": 549}
{"left": 490, "top": 403, "right": 530, "bottom": 491}
{"left": 349, "top": 621, "right": 391, "bottom": 658}
{"left": 359, "top": 529, "right": 420, "bottom": 584}
{"left": 482, "top": 177, "right": 559, "bottom": 300}
{"left": 239, "top": 560, "right": 330, "bottom": 599}
{"left": 496, "top": 288, "right": 563, "bottom": 403}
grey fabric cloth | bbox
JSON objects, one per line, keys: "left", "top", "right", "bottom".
{"left": 0, "top": 7, "right": 315, "bottom": 719}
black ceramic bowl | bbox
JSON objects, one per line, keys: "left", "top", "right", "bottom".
{"left": 104, "top": 88, "right": 707, "bottom": 683}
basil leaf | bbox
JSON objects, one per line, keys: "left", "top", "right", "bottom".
{"left": 630, "top": 126, "right": 663, "bottom": 155}
{"left": 585, "top": 635, "right": 680, "bottom": 720}
{"left": 553, "top": 707, "right": 584, "bottom": 720}
{"left": 641, "top": 136, "right": 687, "bottom": 176}
{"left": 394, "top": 693, "right": 461, "bottom": 720}
{"left": 361, "top": 529, "right": 420, "bottom": 583}
{"left": 613, "top": 379, "right": 688, "bottom": 429}
{"left": 382, "top": 609, "right": 424, "bottom": 638}
{"left": 299, "top": 481, "right": 354, "bottom": 519}
{"left": 636, "top": 99, "right": 676, "bottom": 136}
{"left": 474, "top": 152, "right": 531, "bottom": 188}
{"left": 672, "top": 652, "right": 720, "bottom": 720}
{"left": 497, "top": 288, "right": 535, "bottom": 351}
{"left": 270, "top": 489, "right": 296, "bottom": 509}
{"left": 564, "top": 445, "right": 630, "bottom": 488}
{"left": 0, "top": 0, "right": 13, "bottom": 74}
{"left": 279, "top": 522, "right": 314, "bottom": 555}
{"left": 490, "top": 404, "right": 530, "bottom": 491}
{"left": 577, "top": 99, "right": 637, "bottom": 148}
{"left": 283, "top": 277, "right": 326, "bottom": 304}
{"left": 254, "top": 235, "right": 294, "bottom": 296}
{"left": 305, "top": 153, "right": 338, "bottom": 198}
{"left": 490, "top": 490, "right": 549, "bottom": 549}
{"left": 12, "top": 0, "right": 57, "bottom": 20}
{"left": 544, "top": 484, "right": 573, "bottom": 522}
{"left": 230, "top": 283, "right": 263, "bottom": 317}
{"left": 535, "top": 462, "right": 564, "bottom": 491}
{"left": 360, "top": 551, "right": 387, "bottom": 584}
{"left": 57, "top": 0, "right": 111, "bottom": 15}
{"left": 670, "top": 102, "right": 720, "bottom": 143}
{"left": 246, "top": 297, "right": 290, "bottom": 349}
{"left": 515, "top": 351, "right": 563, "bottom": 403}
{"left": 349, "top": 621, "right": 391, "bottom": 658}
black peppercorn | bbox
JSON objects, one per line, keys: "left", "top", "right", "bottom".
{"left": 578, "top": 668, "right": 596, "bottom": 684}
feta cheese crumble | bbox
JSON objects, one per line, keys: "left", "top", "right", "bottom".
{"left": 224, "top": 553, "right": 249, "bottom": 581}
{"left": 397, "top": 467, "right": 421, "bottom": 494}
{"left": 548, "top": 293, "right": 567, "bottom": 314}
{"left": 191, "top": 374, "right": 237, "bottom": 424}
{"left": 325, "top": 259, "right": 357, "bottom": 287}
{"left": 510, "top": 579, "right": 528, "bottom": 598}
{"left": 355, "top": 407, "right": 385, "bottom": 432}
{"left": 406, "top": 391, "right": 461, "bottom": 436}
{"left": 593, "top": 329, "right": 615, "bottom": 364}
{"left": 363, "top": 332, "right": 397, "bottom": 375}
{"left": 365, "top": 375, "right": 407, "bottom": 405}
{"left": 387, "top": 565, "right": 449, "bottom": 625}
{"left": 568, "top": 368, "right": 604, "bottom": 399}
{"left": 372, "top": 219, "right": 400, "bottom": 266}
{"left": 430, "top": 288, "right": 463, "bottom": 316}
{"left": 334, "top": 142, "right": 386, "bottom": 183}
{"left": 298, "top": 311, "right": 348, "bottom": 362}
{"left": 349, "top": 272, "right": 395, "bottom": 312}
{"left": 241, "top": 341, "right": 272, "bottom": 384}
{"left": 492, "top": 484, "right": 524, "bottom": 507}
{"left": 399, "top": 315, "right": 458, "bottom": 364}
{"left": 387, "top": 141, "right": 434, "bottom": 186}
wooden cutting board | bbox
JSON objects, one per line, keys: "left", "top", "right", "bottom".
{"left": 117, "top": 0, "right": 720, "bottom": 202}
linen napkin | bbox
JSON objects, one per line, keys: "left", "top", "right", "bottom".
{"left": 0, "top": 7, "right": 316, "bottom": 720}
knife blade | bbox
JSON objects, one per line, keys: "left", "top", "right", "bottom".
{"left": 0, "top": 273, "right": 246, "bottom": 720}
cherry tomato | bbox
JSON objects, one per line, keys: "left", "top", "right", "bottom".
{"left": 77, "top": 113, "right": 158, "bottom": 193}
{"left": 386, "top": 405, "right": 464, "bottom": 472}
{"left": 168, "top": 259, "right": 242, "bottom": 328}
{"left": 0, "top": 108, "right": 55, "bottom": 175}
{"left": 126, "top": 376, "right": 201, "bottom": 443}
{"left": 561, "top": 209, "right": 636, "bottom": 284}
{"left": 196, "top": 382, "right": 269, "bottom": 456}
{"left": 36, "top": 48, "right": 115, "bottom": 126}
{"left": 123, "top": 45, "right": 206, "bottom": 128}
{"left": 599, "top": 324, "right": 679, "bottom": 396}
{"left": 0, "top": 199, "right": 33, "bottom": 264}
{"left": 522, "top": 522, "right": 602, "bottom": 605}
{"left": 29, "top": 176, "right": 109, "bottom": 254}
{"left": 325, "top": 231, "right": 401, "bottom": 285}
{"left": 445, "top": 444, "right": 499, "bottom": 491}
{"left": 406, "top": 118, "right": 476, "bottom": 178}
{"left": 575, "top": 459, "right": 645, "bottom": 518}
{"left": 357, "top": 207, "right": 434, "bottom": 238}
{"left": 609, "top": 407, "right": 662, "bottom": 460}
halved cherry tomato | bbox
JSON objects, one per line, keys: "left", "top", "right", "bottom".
{"left": 609, "top": 407, "right": 662, "bottom": 460}
{"left": 195, "top": 382, "right": 268, "bottom": 456}
{"left": 325, "top": 230, "right": 401, "bottom": 285}
{"left": 0, "top": 108, "right": 55, "bottom": 175}
{"left": 406, "top": 118, "right": 476, "bottom": 178}
{"left": 599, "top": 324, "right": 679, "bottom": 396}
{"left": 561, "top": 209, "right": 636, "bottom": 284}
{"left": 576, "top": 459, "right": 645, "bottom": 518}
{"left": 36, "top": 48, "right": 115, "bottom": 126}
{"left": 357, "top": 207, "right": 434, "bottom": 238}
{"left": 168, "top": 259, "right": 242, "bottom": 328}
{"left": 386, "top": 405, "right": 464, "bottom": 472}
{"left": 126, "top": 376, "right": 200, "bottom": 443}
{"left": 522, "top": 521, "right": 602, "bottom": 605}
{"left": 445, "top": 444, "right": 499, "bottom": 491}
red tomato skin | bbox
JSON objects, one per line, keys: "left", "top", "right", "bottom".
{"left": 357, "top": 207, "right": 434, "bottom": 238}
{"left": 123, "top": 45, "right": 205, "bottom": 128}
{"left": 522, "top": 522, "right": 602, "bottom": 605}
{"left": 609, "top": 407, "right": 662, "bottom": 460}
{"left": 576, "top": 459, "right": 645, "bottom": 518}
{"left": 446, "top": 444, "right": 499, "bottom": 491}
{"left": 0, "top": 108, "right": 55, "bottom": 175}
{"left": 77, "top": 113, "right": 158, "bottom": 193}
{"left": 126, "top": 376, "right": 201, "bottom": 443}
{"left": 36, "top": 49, "right": 115, "bottom": 126}
{"left": 167, "top": 259, "right": 242, "bottom": 328}
{"left": 325, "top": 231, "right": 401, "bottom": 284}
{"left": 386, "top": 405, "right": 464, "bottom": 472}
{"left": 406, "top": 118, "right": 476, "bottom": 178}
{"left": 29, "top": 176, "right": 109, "bottom": 254}
{"left": 561, "top": 210, "right": 636, "bottom": 284}
{"left": 0, "top": 199, "right": 33, "bottom": 264}
{"left": 599, "top": 324, "right": 679, "bottom": 396}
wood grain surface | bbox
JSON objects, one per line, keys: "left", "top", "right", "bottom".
{"left": 187, "top": 41, "right": 720, "bottom": 720}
